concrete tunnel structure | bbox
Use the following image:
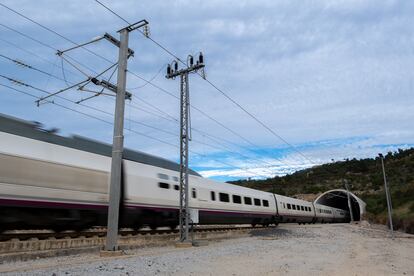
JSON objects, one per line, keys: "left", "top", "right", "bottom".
{"left": 314, "top": 189, "right": 366, "bottom": 221}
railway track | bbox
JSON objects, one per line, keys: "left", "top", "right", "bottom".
{"left": 0, "top": 225, "right": 267, "bottom": 242}
{"left": 0, "top": 225, "right": 272, "bottom": 262}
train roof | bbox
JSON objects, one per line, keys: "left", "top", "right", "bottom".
{"left": 0, "top": 113, "right": 201, "bottom": 177}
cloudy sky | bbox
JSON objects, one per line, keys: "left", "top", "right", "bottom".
{"left": 0, "top": 0, "right": 413, "bottom": 181}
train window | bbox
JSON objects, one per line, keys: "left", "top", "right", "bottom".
{"left": 254, "top": 198, "right": 261, "bottom": 206}
{"left": 192, "top": 188, "right": 197, "bottom": 198}
{"left": 263, "top": 200, "right": 269, "bottom": 207}
{"left": 296, "top": 205, "right": 300, "bottom": 210}
{"left": 211, "top": 191, "right": 216, "bottom": 201}
{"left": 287, "top": 203, "right": 291, "bottom": 209}
{"left": 232, "top": 195, "right": 242, "bottom": 204}
{"left": 219, "top": 193, "right": 230, "bottom": 203}
{"left": 157, "top": 173, "right": 169, "bottom": 180}
{"left": 301, "top": 206, "right": 304, "bottom": 211}
{"left": 158, "top": 182, "right": 170, "bottom": 189}
{"left": 174, "top": 185, "right": 179, "bottom": 190}
{"left": 292, "top": 205, "right": 296, "bottom": 210}
{"left": 172, "top": 176, "right": 179, "bottom": 182}
{"left": 244, "top": 197, "right": 252, "bottom": 205}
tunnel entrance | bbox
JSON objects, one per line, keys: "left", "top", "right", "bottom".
{"left": 314, "top": 189, "right": 366, "bottom": 221}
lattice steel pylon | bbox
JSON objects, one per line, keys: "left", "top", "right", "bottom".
{"left": 166, "top": 54, "right": 205, "bottom": 242}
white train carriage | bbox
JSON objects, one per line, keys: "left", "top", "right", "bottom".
{"left": 0, "top": 113, "right": 350, "bottom": 231}
{"left": 332, "top": 207, "right": 349, "bottom": 223}
{"left": 0, "top": 114, "right": 278, "bottom": 230}
{"left": 188, "top": 176, "right": 277, "bottom": 226}
{"left": 313, "top": 203, "right": 336, "bottom": 223}
{"left": 274, "top": 194, "right": 315, "bottom": 224}
{"left": 124, "top": 160, "right": 277, "bottom": 228}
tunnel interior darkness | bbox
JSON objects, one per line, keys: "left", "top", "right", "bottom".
{"left": 315, "top": 191, "right": 361, "bottom": 221}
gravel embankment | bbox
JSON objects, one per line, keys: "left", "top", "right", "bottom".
{"left": 1, "top": 223, "right": 413, "bottom": 275}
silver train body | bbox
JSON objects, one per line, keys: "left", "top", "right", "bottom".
{"left": 0, "top": 115, "right": 349, "bottom": 231}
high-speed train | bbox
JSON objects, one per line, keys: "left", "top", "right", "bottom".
{"left": 0, "top": 114, "right": 349, "bottom": 232}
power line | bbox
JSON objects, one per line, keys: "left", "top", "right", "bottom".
{"left": 128, "top": 63, "right": 166, "bottom": 90}
{"left": 0, "top": 82, "right": 269, "bottom": 178}
{"left": 126, "top": 70, "right": 305, "bottom": 170}
{"left": 126, "top": 70, "right": 257, "bottom": 147}
{"left": 93, "top": 0, "right": 184, "bottom": 63}
{"left": 200, "top": 76, "right": 316, "bottom": 164}
{"left": 0, "top": 68, "right": 271, "bottom": 174}
{"left": 0, "top": 2, "right": 302, "bottom": 176}
{"left": 0, "top": 2, "right": 114, "bottom": 64}
{"left": 0, "top": 18, "right": 273, "bottom": 178}
{"left": 0, "top": 39, "right": 177, "bottom": 124}
{"left": 0, "top": 3, "right": 262, "bottom": 154}
{"left": 91, "top": 0, "right": 317, "bottom": 165}
{"left": 0, "top": 73, "right": 177, "bottom": 139}
{"left": 0, "top": 37, "right": 82, "bottom": 79}
{"left": 0, "top": 22, "right": 55, "bottom": 51}
{"left": 0, "top": 53, "right": 65, "bottom": 82}
{"left": 0, "top": 8, "right": 180, "bottom": 128}
{"left": 0, "top": 82, "right": 178, "bottom": 146}
{"left": 0, "top": 22, "right": 99, "bottom": 78}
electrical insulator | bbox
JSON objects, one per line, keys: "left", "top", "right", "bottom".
{"left": 189, "top": 55, "right": 194, "bottom": 66}
{"left": 143, "top": 25, "right": 150, "bottom": 38}
{"left": 174, "top": 61, "right": 178, "bottom": 71}
{"left": 167, "top": 64, "right": 171, "bottom": 76}
{"left": 199, "top": 52, "right": 204, "bottom": 64}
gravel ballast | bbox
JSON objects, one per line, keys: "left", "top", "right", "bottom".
{"left": 1, "top": 223, "right": 413, "bottom": 275}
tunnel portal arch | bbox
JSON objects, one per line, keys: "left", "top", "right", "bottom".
{"left": 314, "top": 189, "right": 366, "bottom": 221}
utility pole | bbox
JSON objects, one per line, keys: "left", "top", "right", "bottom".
{"left": 166, "top": 54, "right": 205, "bottom": 243}
{"left": 36, "top": 20, "right": 149, "bottom": 254}
{"left": 343, "top": 179, "right": 354, "bottom": 222}
{"left": 379, "top": 153, "right": 394, "bottom": 239}
{"left": 105, "top": 21, "right": 149, "bottom": 252}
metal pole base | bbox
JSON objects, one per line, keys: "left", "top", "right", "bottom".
{"left": 100, "top": 250, "right": 124, "bottom": 257}
{"left": 174, "top": 241, "right": 193, "bottom": 248}
{"left": 191, "top": 240, "right": 209, "bottom": 247}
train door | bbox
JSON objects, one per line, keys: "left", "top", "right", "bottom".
{"left": 196, "top": 187, "right": 210, "bottom": 203}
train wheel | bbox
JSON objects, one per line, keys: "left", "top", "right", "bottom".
{"left": 168, "top": 224, "right": 178, "bottom": 230}
{"left": 52, "top": 226, "right": 66, "bottom": 233}
{"left": 149, "top": 224, "right": 158, "bottom": 231}
{"left": 135, "top": 223, "right": 143, "bottom": 231}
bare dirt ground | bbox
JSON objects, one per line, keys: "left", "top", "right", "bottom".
{"left": 1, "top": 223, "right": 413, "bottom": 275}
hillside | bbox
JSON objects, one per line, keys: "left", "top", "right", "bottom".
{"left": 229, "top": 148, "right": 414, "bottom": 233}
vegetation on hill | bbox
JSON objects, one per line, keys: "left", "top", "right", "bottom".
{"left": 229, "top": 148, "right": 414, "bottom": 233}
